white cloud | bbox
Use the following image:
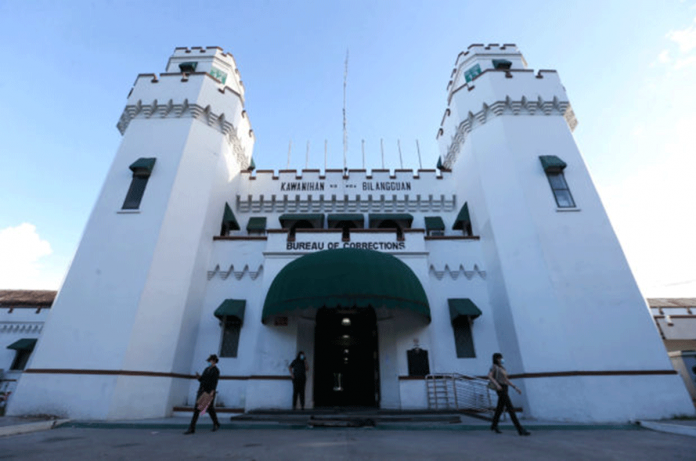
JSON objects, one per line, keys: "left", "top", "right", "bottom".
{"left": 667, "top": 17, "right": 696, "bottom": 53}
{"left": 0, "top": 223, "right": 60, "bottom": 289}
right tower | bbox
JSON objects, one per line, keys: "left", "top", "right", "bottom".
{"left": 438, "top": 44, "right": 693, "bottom": 421}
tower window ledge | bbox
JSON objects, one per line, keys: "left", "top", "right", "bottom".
{"left": 117, "top": 210, "right": 141, "bottom": 214}
{"left": 556, "top": 208, "right": 581, "bottom": 212}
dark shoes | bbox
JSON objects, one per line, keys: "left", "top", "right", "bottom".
{"left": 490, "top": 426, "right": 502, "bottom": 434}
{"left": 212, "top": 423, "right": 221, "bottom": 432}
{"left": 183, "top": 428, "right": 195, "bottom": 435}
{"left": 519, "top": 429, "right": 531, "bottom": 436}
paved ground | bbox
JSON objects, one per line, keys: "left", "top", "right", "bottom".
{"left": 1, "top": 418, "right": 695, "bottom": 460}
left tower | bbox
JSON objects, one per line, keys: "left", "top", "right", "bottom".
{"left": 9, "top": 47, "right": 254, "bottom": 419}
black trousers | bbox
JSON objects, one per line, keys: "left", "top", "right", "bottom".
{"left": 292, "top": 377, "right": 306, "bottom": 409}
{"left": 491, "top": 385, "right": 523, "bottom": 432}
{"left": 188, "top": 390, "right": 220, "bottom": 431}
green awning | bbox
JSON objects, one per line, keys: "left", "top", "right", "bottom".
{"left": 129, "top": 158, "right": 156, "bottom": 176}
{"left": 279, "top": 214, "right": 324, "bottom": 228}
{"left": 369, "top": 213, "right": 414, "bottom": 228}
{"left": 179, "top": 61, "right": 197, "bottom": 73}
{"left": 7, "top": 338, "right": 37, "bottom": 351}
{"left": 328, "top": 214, "right": 364, "bottom": 227}
{"left": 452, "top": 203, "right": 470, "bottom": 230}
{"left": 214, "top": 299, "right": 246, "bottom": 322}
{"left": 492, "top": 59, "right": 512, "bottom": 70}
{"left": 448, "top": 299, "right": 482, "bottom": 320}
{"left": 248, "top": 157, "right": 256, "bottom": 171}
{"left": 436, "top": 157, "right": 445, "bottom": 170}
{"left": 223, "top": 203, "right": 241, "bottom": 231}
{"left": 247, "top": 217, "right": 266, "bottom": 232}
{"left": 425, "top": 216, "right": 445, "bottom": 231}
{"left": 539, "top": 155, "right": 567, "bottom": 173}
{"left": 262, "top": 248, "right": 430, "bottom": 323}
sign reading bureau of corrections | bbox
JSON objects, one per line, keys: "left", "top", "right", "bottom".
{"left": 286, "top": 240, "right": 406, "bottom": 251}
{"left": 265, "top": 232, "right": 423, "bottom": 254}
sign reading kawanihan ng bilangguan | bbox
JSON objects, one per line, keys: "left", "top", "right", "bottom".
{"left": 279, "top": 181, "right": 412, "bottom": 192}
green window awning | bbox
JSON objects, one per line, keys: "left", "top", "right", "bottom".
{"left": 223, "top": 203, "right": 241, "bottom": 231}
{"left": 425, "top": 216, "right": 445, "bottom": 231}
{"left": 452, "top": 203, "right": 470, "bottom": 230}
{"left": 448, "top": 299, "right": 482, "bottom": 321}
{"left": 539, "top": 155, "right": 567, "bottom": 173}
{"left": 214, "top": 299, "right": 246, "bottom": 322}
{"left": 129, "top": 158, "right": 156, "bottom": 177}
{"left": 279, "top": 213, "right": 324, "bottom": 229}
{"left": 248, "top": 157, "right": 256, "bottom": 171}
{"left": 7, "top": 338, "right": 37, "bottom": 351}
{"left": 436, "top": 157, "right": 445, "bottom": 170}
{"left": 263, "top": 248, "right": 430, "bottom": 323}
{"left": 328, "top": 214, "right": 364, "bottom": 228}
{"left": 368, "top": 213, "right": 414, "bottom": 228}
{"left": 179, "top": 61, "right": 197, "bottom": 73}
{"left": 492, "top": 59, "right": 512, "bottom": 70}
{"left": 247, "top": 217, "right": 266, "bottom": 232}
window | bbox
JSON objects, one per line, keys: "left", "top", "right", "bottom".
{"left": 10, "top": 349, "right": 32, "bottom": 370}
{"left": 452, "top": 203, "right": 473, "bottom": 236}
{"left": 246, "top": 217, "right": 267, "bottom": 235}
{"left": 546, "top": 172, "right": 576, "bottom": 208}
{"left": 178, "top": 62, "right": 197, "bottom": 73}
{"left": 209, "top": 66, "right": 228, "bottom": 85}
{"left": 219, "top": 317, "right": 241, "bottom": 358}
{"left": 464, "top": 64, "right": 482, "bottom": 83}
{"left": 539, "top": 155, "right": 575, "bottom": 208}
{"left": 220, "top": 203, "right": 241, "bottom": 236}
{"left": 452, "top": 317, "right": 476, "bottom": 358}
{"left": 425, "top": 216, "right": 445, "bottom": 237}
{"left": 122, "top": 158, "right": 156, "bottom": 210}
{"left": 492, "top": 59, "right": 512, "bottom": 70}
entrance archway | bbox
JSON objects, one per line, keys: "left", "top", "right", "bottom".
{"left": 314, "top": 307, "right": 379, "bottom": 407}
{"left": 261, "top": 248, "right": 431, "bottom": 408}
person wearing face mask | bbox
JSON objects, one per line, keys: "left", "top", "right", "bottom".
{"left": 488, "top": 352, "right": 530, "bottom": 436}
{"left": 289, "top": 351, "right": 309, "bottom": 410}
{"left": 184, "top": 354, "right": 221, "bottom": 434}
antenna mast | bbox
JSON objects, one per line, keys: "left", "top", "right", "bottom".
{"left": 343, "top": 49, "right": 349, "bottom": 171}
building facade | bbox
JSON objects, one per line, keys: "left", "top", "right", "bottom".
{"left": 8, "top": 45, "right": 693, "bottom": 422}
{"left": 0, "top": 290, "right": 54, "bottom": 413}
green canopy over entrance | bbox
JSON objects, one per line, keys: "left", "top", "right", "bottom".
{"left": 262, "top": 248, "right": 430, "bottom": 323}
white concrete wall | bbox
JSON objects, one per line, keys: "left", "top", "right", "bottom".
{"left": 440, "top": 49, "right": 694, "bottom": 421}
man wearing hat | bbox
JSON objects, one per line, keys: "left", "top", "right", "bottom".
{"left": 184, "top": 354, "right": 221, "bottom": 434}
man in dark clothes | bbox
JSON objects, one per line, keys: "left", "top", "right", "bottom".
{"left": 184, "top": 354, "right": 221, "bottom": 434}
{"left": 289, "top": 351, "right": 309, "bottom": 410}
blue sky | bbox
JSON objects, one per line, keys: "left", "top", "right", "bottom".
{"left": 0, "top": 0, "right": 695, "bottom": 297}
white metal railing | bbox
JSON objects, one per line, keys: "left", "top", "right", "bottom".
{"left": 426, "top": 373, "right": 495, "bottom": 414}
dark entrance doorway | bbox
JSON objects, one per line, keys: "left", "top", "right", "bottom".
{"left": 313, "top": 307, "right": 379, "bottom": 407}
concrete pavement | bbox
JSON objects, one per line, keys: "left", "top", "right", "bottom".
{"left": 1, "top": 419, "right": 695, "bottom": 460}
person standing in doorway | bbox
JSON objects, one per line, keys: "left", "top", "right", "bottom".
{"left": 488, "top": 352, "right": 530, "bottom": 436}
{"left": 289, "top": 351, "right": 309, "bottom": 410}
{"left": 184, "top": 354, "right": 221, "bottom": 434}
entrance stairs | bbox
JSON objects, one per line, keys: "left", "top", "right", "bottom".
{"left": 232, "top": 408, "right": 482, "bottom": 428}
{"left": 426, "top": 373, "right": 495, "bottom": 415}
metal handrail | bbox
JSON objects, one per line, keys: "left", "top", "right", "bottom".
{"left": 426, "top": 372, "right": 495, "bottom": 413}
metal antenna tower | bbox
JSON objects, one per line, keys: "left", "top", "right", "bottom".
{"left": 343, "top": 49, "right": 349, "bottom": 171}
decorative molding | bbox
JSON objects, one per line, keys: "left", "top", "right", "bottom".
{"left": 237, "top": 194, "right": 456, "bottom": 214}
{"left": 207, "top": 264, "right": 264, "bottom": 281}
{"left": 0, "top": 323, "right": 43, "bottom": 334}
{"left": 442, "top": 97, "right": 573, "bottom": 170}
{"left": 429, "top": 264, "right": 486, "bottom": 280}
{"left": 116, "top": 99, "right": 249, "bottom": 170}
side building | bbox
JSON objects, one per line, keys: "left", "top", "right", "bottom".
{"left": 0, "top": 290, "right": 55, "bottom": 413}
{"left": 7, "top": 45, "right": 693, "bottom": 422}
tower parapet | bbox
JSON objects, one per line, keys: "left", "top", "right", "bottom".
{"left": 438, "top": 44, "right": 577, "bottom": 170}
